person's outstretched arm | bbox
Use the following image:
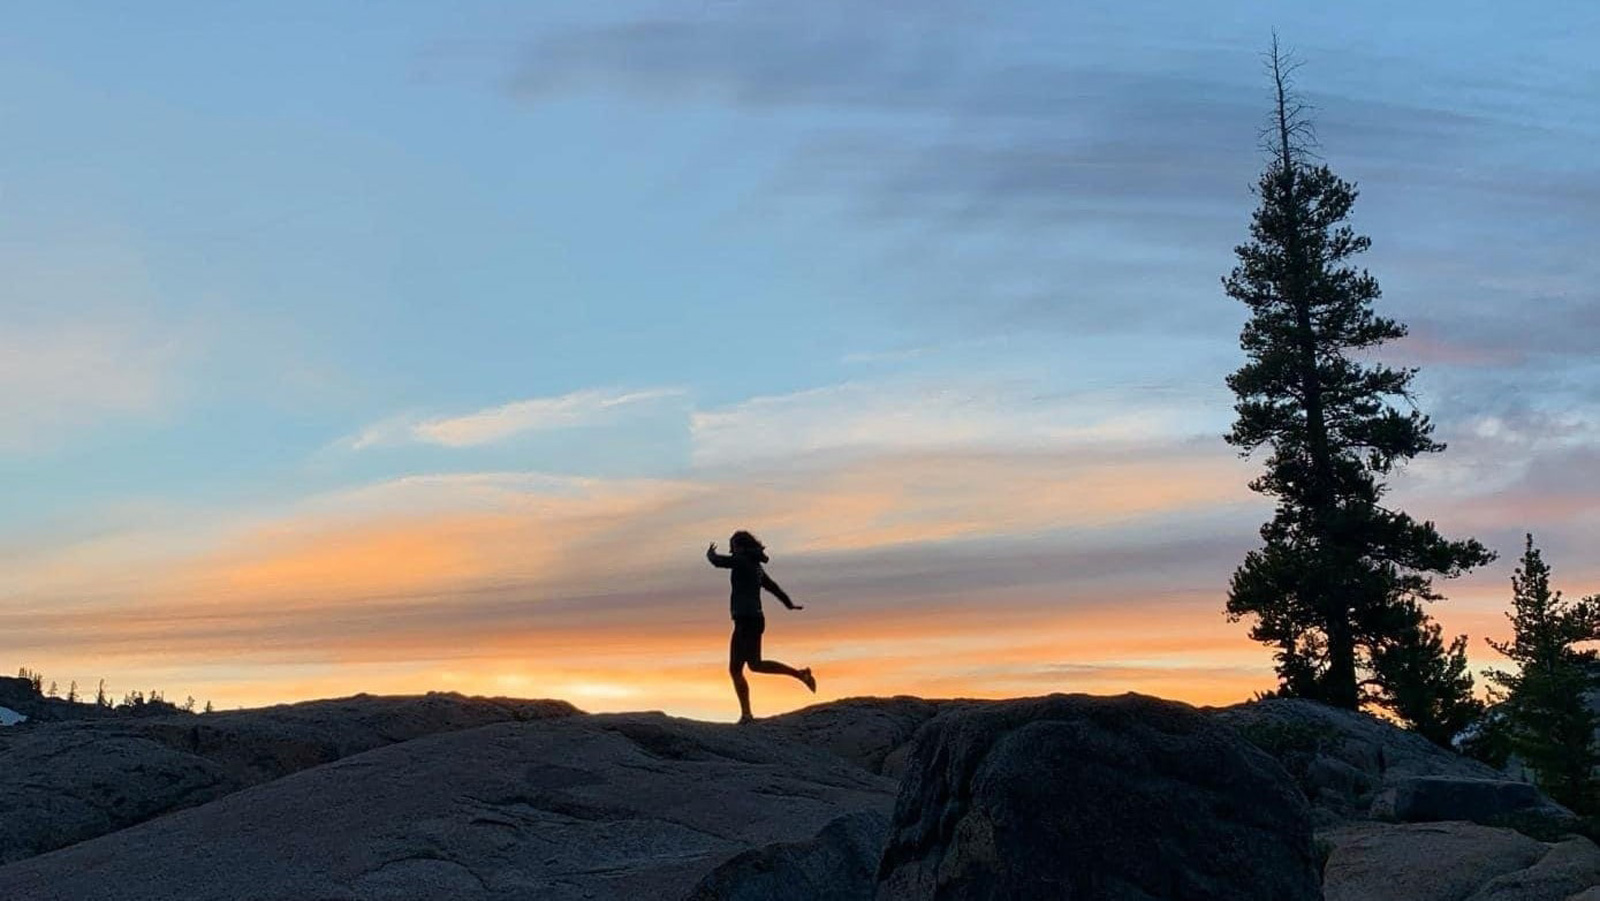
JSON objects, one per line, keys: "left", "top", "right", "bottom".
{"left": 761, "top": 573, "right": 803, "bottom": 610}
{"left": 706, "top": 542, "right": 736, "bottom": 568}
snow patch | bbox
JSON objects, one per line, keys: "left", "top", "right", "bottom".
{"left": 0, "top": 705, "right": 27, "bottom": 726}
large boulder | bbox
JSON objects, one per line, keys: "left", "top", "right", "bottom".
{"left": 1321, "top": 822, "right": 1600, "bottom": 901}
{"left": 875, "top": 693, "right": 1322, "bottom": 900}
{"left": 0, "top": 712, "right": 897, "bottom": 901}
{"left": 1215, "top": 698, "right": 1507, "bottom": 824}
{"left": 682, "top": 809, "right": 889, "bottom": 901}
{"left": 0, "top": 692, "right": 577, "bottom": 863}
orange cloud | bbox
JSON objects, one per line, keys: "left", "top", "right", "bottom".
{"left": 7, "top": 443, "right": 1277, "bottom": 715}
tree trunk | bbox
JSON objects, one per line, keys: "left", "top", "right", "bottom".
{"left": 1325, "top": 615, "right": 1359, "bottom": 709}
{"left": 1272, "top": 44, "right": 1356, "bottom": 709}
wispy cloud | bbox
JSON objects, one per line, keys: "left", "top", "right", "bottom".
{"left": 502, "top": 1, "right": 1600, "bottom": 441}
{"left": 0, "top": 320, "right": 180, "bottom": 451}
{"left": 690, "top": 377, "right": 1229, "bottom": 468}
{"left": 0, "top": 240, "right": 192, "bottom": 452}
{"left": 344, "top": 386, "right": 685, "bottom": 450}
{"left": 1, "top": 432, "right": 1259, "bottom": 663}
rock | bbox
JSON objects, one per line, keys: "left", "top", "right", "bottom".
{"left": 0, "top": 692, "right": 578, "bottom": 864}
{"left": 759, "top": 696, "right": 980, "bottom": 777}
{"left": 136, "top": 692, "right": 580, "bottom": 784}
{"left": 0, "top": 711, "right": 897, "bottom": 901}
{"left": 1371, "top": 776, "right": 1576, "bottom": 829}
{"left": 0, "top": 726, "right": 233, "bottom": 866}
{"left": 1321, "top": 822, "right": 1549, "bottom": 901}
{"left": 1466, "top": 837, "right": 1600, "bottom": 901}
{"left": 1215, "top": 698, "right": 1509, "bottom": 821}
{"left": 875, "top": 693, "right": 1322, "bottom": 900}
{"left": 682, "top": 809, "right": 889, "bottom": 901}
{"left": 1568, "top": 888, "right": 1600, "bottom": 900}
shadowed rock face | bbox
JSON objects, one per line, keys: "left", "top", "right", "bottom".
{"left": 0, "top": 692, "right": 578, "bottom": 864}
{"left": 875, "top": 693, "right": 1323, "bottom": 901}
{"left": 1369, "top": 776, "right": 1575, "bottom": 828}
{"left": 683, "top": 809, "right": 891, "bottom": 901}
{"left": 1213, "top": 698, "right": 1505, "bottom": 826}
{"left": 0, "top": 712, "right": 897, "bottom": 901}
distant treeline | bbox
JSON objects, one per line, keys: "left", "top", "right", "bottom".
{"left": 11, "top": 666, "right": 212, "bottom": 716}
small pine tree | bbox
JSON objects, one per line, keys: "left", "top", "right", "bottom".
{"left": 183, "top": 696, "right": 196, "bottom": 713}
{"left": 1367, "top": 605, "right": 1483, "bottom": 746}
{"left": 66, "top": 680, "right": 79, "bottom": 704}
{"left": 47, "top": 681, "right": 58, "bottom": 698}
{"left": 1484, "top": 534, "right": 1600, "bottom": 812}
{"left": 95, "top": 679, "right": 110, "bottom": 708}
{"left": 203, "top": 700, "right": 214, "bottom": 714}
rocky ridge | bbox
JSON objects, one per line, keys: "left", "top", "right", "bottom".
{"left": 0, "top": 690, "right": 1593, "bottom": 900}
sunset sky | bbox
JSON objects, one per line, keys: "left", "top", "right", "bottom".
{"left": 3, "top": 2, "right": 1597, "bottom": 720}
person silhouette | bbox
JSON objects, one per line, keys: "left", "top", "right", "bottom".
{"left": 706, "top": 530, "right": 815, "bottom": 723}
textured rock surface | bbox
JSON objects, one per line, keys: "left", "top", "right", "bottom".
{"left": 682, "top": 809, "right": 889, "bottom": 901}
{"left": 1465, "top": 837, "right": 1600, "bottom": 901}
{"left": 876, "top": 693, "right": 1322, "bottom": 900}
{"left": 0, "top": 692, "right": 577, "bottom": 863}
{"left": 1215, "top": 698, "right": 1507, "bottom": 824}
{"left": 759, "top": 696, "right": 980, "bottom": 777}
{"left": 1320, "top": 821, "right": 1590, "bottom": 901}
{"left": 0, "top": 712, "right": 897, "bottom": 901}
{"left": 5, "top": 689, "right": 1576, "bottom": 900}
{"left": 1371, "top": 776, "right": 1575, "bottom": 828}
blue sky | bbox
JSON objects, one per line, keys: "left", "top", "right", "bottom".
{"left": 2, "top": 2, "right": 1597, "bottom": 716}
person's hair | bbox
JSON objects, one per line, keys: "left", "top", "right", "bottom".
{"left": 729, "top": 530, "right": 769, "bottom": 562}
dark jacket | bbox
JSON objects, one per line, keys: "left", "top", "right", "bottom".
{"left": 708, "top": 549, "right": 791, "bottom": 619}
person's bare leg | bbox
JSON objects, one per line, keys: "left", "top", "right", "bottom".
{"left": 730, "top": 662, "right": 754, "bottom": 722}
{"left": 750, "top": 659, "right": 817, "bottom": 693}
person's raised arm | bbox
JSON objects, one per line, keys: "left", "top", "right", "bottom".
{"left": 706, "top": 542, "right": 736, "bottom": 568}
{"left": 761, "top": 572, "right": 802, "bottom": 610}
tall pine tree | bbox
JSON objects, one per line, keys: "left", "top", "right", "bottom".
{"left": 1484, "top": 535, "right": 1600, "bottom": 812}
{"left": 1223, "top": 42, "right": 1493, "bottom": 720}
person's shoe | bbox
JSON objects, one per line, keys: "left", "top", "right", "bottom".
{"left": 737, "top": 713, "right": 755, "bottom": 725}
{"left": 799, "top": 668, "right": 817, "bottom": 693}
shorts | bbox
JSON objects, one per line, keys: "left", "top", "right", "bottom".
{"left": 730, "top": 615, "right": 765, "bottom": 667}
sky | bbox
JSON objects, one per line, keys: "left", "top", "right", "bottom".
{"left": 2, "top": 2, "right": 1597, "bottom": 720}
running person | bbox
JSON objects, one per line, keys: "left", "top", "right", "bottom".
{"left": 706, "top": 530, "right": 815, "bottom": 723}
